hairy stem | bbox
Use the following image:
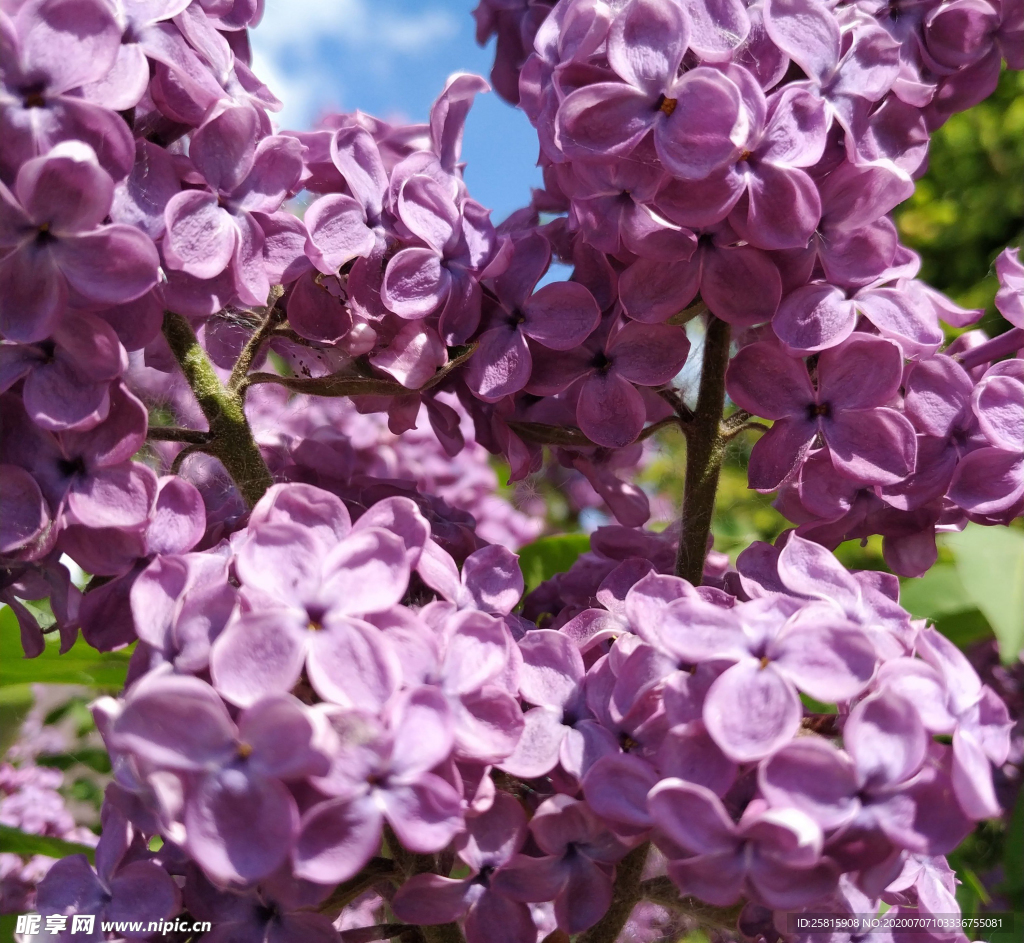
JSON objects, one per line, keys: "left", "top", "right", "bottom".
{"left": 675, "top": 316, "right": 731, "bottom": 585}
{"left": 161, "top": 312, "right": 274, "bottom": 508}
{"left": 576, "top": 842, "right": 649, "bottom": 943}
{"left": 639, "top": 876, "right": 743, "bottom": 931}
{"left": 228, "top": 290, "right": 285, "bottom": 392}
{"left": 318, "top": 858, "right": 397, "bottom": 917}
{"left": 382, "top": 826, "right": 465, "bottom": 943}
{"left": 146, "top": 426, "right": 212, "bottom": 444}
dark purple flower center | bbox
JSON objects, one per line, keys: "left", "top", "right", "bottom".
{"left": 20, "top": 84, "right": 47, "bottom": 108}
{"left": 807, "top": 402, "right": 832, "bottom": 420}
{"left": 35, "top": 223, "right": 56, "bottom": 246}
{"left": 473, "top": 865, "right": 496, "bottom": 887}
{"left": 591, "top": 351, "right": 612, "bottom": 373}
{"left": 57, "top": 456, "right": 87, "bottom": 479}
{"left": 306, "top": 604, "right": 328, "bottom": 629}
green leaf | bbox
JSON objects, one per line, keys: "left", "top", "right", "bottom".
{"left": 0, "top": 606, "right": 132, "bottom": 691}
{"left": 36, "top": 749, "right": 113, "bottom": 774}
{"left": 900, "top": 564, "right": 974, "bottom": 619}
{"left": 899, "top": 564, "right": 994, "bottom": 648}
{"left": 0, "top": 824, "right": 95, "bottom": 863}
{"left": 517, "top": 533, "right": 592, "bottom": 594}
{"left": 944, "top": 525, "right": 1024, "bottom": 662}
{"left": 931, "top": 609, "right": 995, "bottom": 649}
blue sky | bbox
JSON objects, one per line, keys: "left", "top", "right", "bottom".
{"left": 250, "top": 0, "right": 543, "bottom": 223}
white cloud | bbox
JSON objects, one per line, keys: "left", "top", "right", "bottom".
{"left": 254, "top": 0, "right": 457, "bottom": 56}
{"left": 250, "top": 0, "right": 459, "bottom": 128}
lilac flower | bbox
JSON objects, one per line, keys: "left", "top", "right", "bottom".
{"left": 499, "top": 629, "right": 617, "bottom": 780}
{"left": 303, "top": 125, "right": 389, "bottom": 273}
{"left": 738, "top": 533, "right": 915, "bottom": 658}
{"left": 528, "top": 319, "right": 690, "bottom": 448}
{"left": 465, "top": 232, "right": 600, "bottom": 401}
{"left": 75, "top": 0, "right": 188, "bottom": 111}
{"left": 494, "top": 795, "right": 629, "bottom": 935}
{"left": 566, "top": 158, "right": 688, "bottom": 259}
{"left": 726, "top": 333, "right": 918, "bottom": 489}
{"left": 760, "top": 690, "right": 974, "bottom": 860}
{"left": 891, "top": 354, "right": 986, "bottom": 511}
{"left": 880, "top": 628, "right": 1012, "bottom": 819}
{"left": 0, "top": 383, "right": 156, "bottom": 531}
{"left": 35, "top": 804, "right": 180, "bottom": 941}
{"left": 293, "top": 686, "right": 463, "bottom": 884}
{"left": 55, "top": 475, "right": 209, "bottom": 653}
{"left": 619, "top": 223, "right": 782, "bottom": 326}
{"left": 763, "top": 0, "right": 901, "bottom": 137}
{"left": 163, "top": 104, "right": 304, "bottom": 305}
{"left": 773, "top": 279, "right": 945, "bottom": 357}
{"left": 809, "top": 161, "right": 914, "bottom": 288}
{"left": 655, "top": 78, "right": 828, "bottom": 250}
{"left": 651, "top": 593, "right": 876, "bottom": 761}
{"left": 392, "top": 793, "right": 536, "bottom": 943}
{"left": 0, "top": 555, "right": 79, "bottom": 656}
{"left": 184, "top": 864, "right": 339, "bottom": 943}
{"left": 419, "top": 542, "right": 525, "bottom": 620}
{"left": 209, "top": 487, "right": 426, "bottom": 709}
{"left": 556, "top": 0, "right": 749, "bottom": 180}
{"left": 389, "top": 604, "right": 525, "bottom": 765}
{"left": 648, "top": 779, "right": 839, "bottom": 908}
{"left": 0, "top": 143, "right": 160, "bottom": 343}
{"left": 112, "top": 673, "right": 329, "bottom": 884}
{"left": 994, "top": 247, "right": 1024, "bottom": 328}
{"left": 130, "top": 542, "right": 235, "bottom": 674}
{"left": 382, "top": 173, "right": 500, "bottom": 344}
{"left": 948, "top": 361, "right": 1024, "bottom": 516}
{"left": 0, "top": 0, "right": 134, "bottom": 182}
{"left": 0, "top": 464, "right": 50, "bottom": 561}
{"left": 0, "top": 311, "right": 125, "bottom": 431}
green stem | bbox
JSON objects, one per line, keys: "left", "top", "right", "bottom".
{"left": 383, "top": 825, "right": 465, "bottom": 943}
{"left": 161, "top": 312, "right": 274, "bottom": 509}
{"left": 639, "top": 876, "right": 743, "bottom": 931}
{"left": 675, "top": 316, "right": 731, "bottom": 585}
{"left": 227, "top": 292, "right": 285, "bottom": 392}
{"left": 575, "top": 842, "right": 649, "bottom": 943}
{"left": 146, "top": 426, "right": 212, "bottom": 444}
{"left": 318, "top": 858, "right": 397, "bottom": 916}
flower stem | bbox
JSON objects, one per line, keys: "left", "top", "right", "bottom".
{"left": 227, "top": 289, "right": 285, "bottom": 392}
{"left": 576, "top": 841, "right": 649, "bottom": 943}
{"left": 160, "top": 312, "right": 274, "bottom": 509}
{"left": 675, "top": 316, "right": 731, "bottom": 585}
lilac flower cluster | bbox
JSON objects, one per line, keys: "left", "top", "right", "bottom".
{"left": 1, "top": 761, "right": 97, "bottom": 914}
{"left": 24, "top": 482, "right": 1010, "bottom": 942}
{"left": 1, "top": 0, "right": 273, "bottom": 654}
{"left": 463, "top": 0, "right": 1024, "bottom": 573}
